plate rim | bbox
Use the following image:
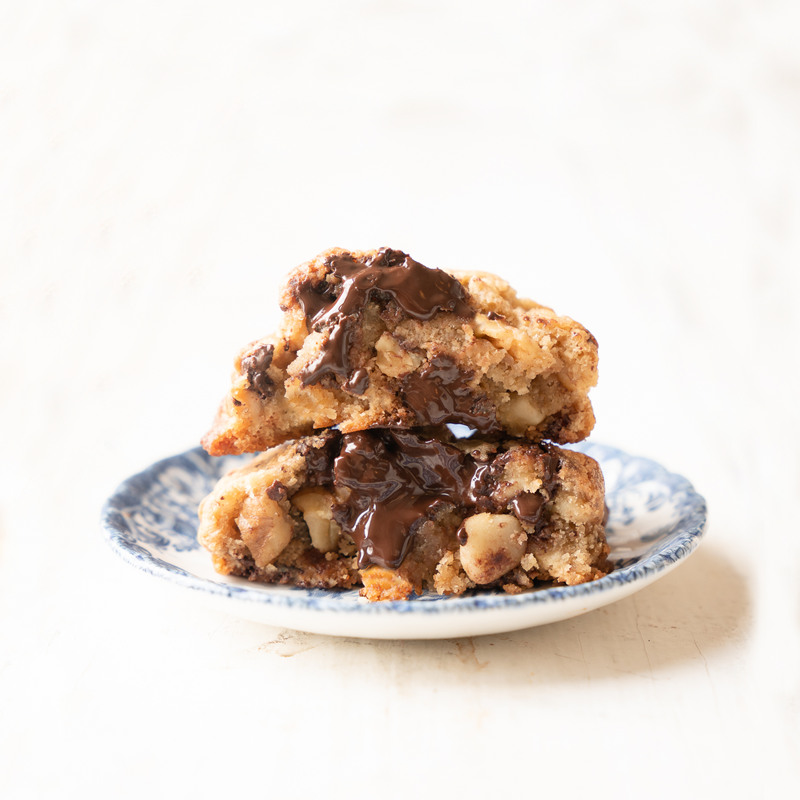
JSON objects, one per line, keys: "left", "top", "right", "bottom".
{"left": 101, "top": 442, "right": 708, "bottom": 617}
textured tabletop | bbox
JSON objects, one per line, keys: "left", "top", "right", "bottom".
{"left": 1, "top": 2, "right": 798, "bottom": 798}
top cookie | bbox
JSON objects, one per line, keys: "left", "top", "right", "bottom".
{"left": 202, "top": 248, "right": 598, "bottom": 455}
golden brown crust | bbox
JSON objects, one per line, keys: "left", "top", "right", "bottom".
{"left": 201, "top": 248, "right": 598, "bottom": 455}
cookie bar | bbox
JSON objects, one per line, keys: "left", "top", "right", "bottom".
{"left": 201, "top": 248, "right": 598, "bottom": 455}
{"left": 197, "top": 430, "right": 610, "bottom": 601}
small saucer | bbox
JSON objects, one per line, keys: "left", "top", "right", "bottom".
{"left": 101, "top": 442, "right": 707, "bottom": 639}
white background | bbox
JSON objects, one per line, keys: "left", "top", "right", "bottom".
{"left": 1, "top": 1, "right": 798, "bottom": 797}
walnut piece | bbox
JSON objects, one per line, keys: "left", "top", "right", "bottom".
{"left": 236, "top": 496, "right": 293, "bottom": 568}
{"left": 459, "top": 513, "right": 527, "bottom": 584}
{"left": 374, "top": 333, "right": 422, "bottom": 378}
{"left": 497, "top": 392, "right": 546, "bottom": 429}
{"left": 292, "top": 488, "right": 341, "bottom": 552}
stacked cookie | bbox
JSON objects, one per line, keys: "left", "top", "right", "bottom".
{"left": 198, "top": 248, "right": 608, "bottom": 601}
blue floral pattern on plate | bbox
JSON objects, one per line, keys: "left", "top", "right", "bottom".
{"left": 101, "top": 442, "right": 707, "bottom": 619}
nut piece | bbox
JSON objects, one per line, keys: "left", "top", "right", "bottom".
{"left": 459, "top": 513, "right": 527, "bottom": 584}
{"left": 473, "top": 313, "right": 546, "bottom": 362}
{"left": 292, "top": 488, "right": 341, "bottom": 553}
{"left": 472, "top": 313, "right": 509, "bottom": 341}
{"left": 375, "top": 333, "right": 423, "bottom": 378}
{"left": 498, "top": 392, "right": 546, "bottom": 429}
{"left": 237, "top": 496, "right": 294, "bottom": 568}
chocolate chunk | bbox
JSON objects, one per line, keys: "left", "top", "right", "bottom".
{"left": 333, "top": 431, "right": 475, "bottom": 569}
{"left": 511, "top": 492, "right": 545, "bottom": 524}
{"left": 241, "top": 344, "right": 275, "bottom": 399}
{"left": 266, "top": 481, "right": 288, "bottom": 502}
{"left": 331, "top": 430, "right": 535, "bottom": 570}
{"left": 344, "top": 368, "right": 369, "bottom": 395}
{"left": 298, "top": 435, "right": 339, "bottom": 486}
{"left": 296, "top": 249, "right": 474, "bottom": 387}
{"left": 400, "top": 355, "right": 500, "bottom": 435}
{"left": 509, "top": 450, "right": 560, "bottom": 528}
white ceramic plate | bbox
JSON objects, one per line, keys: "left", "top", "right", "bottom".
{"left": 101, "top": 442, "right": 707, "bottom": 639}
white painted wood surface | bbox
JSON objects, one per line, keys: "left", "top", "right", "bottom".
{"left": 1, "top": 2, "right": 798, "bottom": 797}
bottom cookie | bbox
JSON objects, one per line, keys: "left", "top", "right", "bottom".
{"left": 197, "top": 430, "right": 610, "bottom": 602}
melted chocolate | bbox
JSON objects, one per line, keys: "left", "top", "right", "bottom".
{"left": 511, "top": 493, "right": 545, "bottom": 524}
{"left": 296, "top": 249, "right": 474, "bottom": 386}
{"left": 400, "top": 355, "right": 500, "bottom": 435}
{"left": 345, "top": 368, "right": 369, "bottom": 395}
{"left": 509, "top": 453, "right": 560, "bottom": 527}
{"left": 331, "top": 430, "right": 559, "bottom": 570}
{"left": 242, "top": 344, "right": 275, "bottom": 399}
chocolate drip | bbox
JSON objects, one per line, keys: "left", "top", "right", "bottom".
{"left": 296, "top": 249, "right": 474, "bottom": 386}
{"left": 400, "top": 355, "right": 500, "bottom": 435}
{"left": 242, "top": 344, "right": 275, "bottom": 399}
{"left": 331, "top": 430, "right": 558, "bottom": 570}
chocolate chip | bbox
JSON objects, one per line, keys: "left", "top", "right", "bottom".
{"left": 509, "top": 449, "right": 560, "bottom": 528}
{"left": 242, "top": 344, "right": 275, "bottom": 399}
{"left": 266, "top": 481, "right": 288, "bottom": 502}
{"left": 511, "top": 492, "right": 545, "bottom": 524}
{"left": 298, "top": 435, "right": 339, "bottom": 486}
